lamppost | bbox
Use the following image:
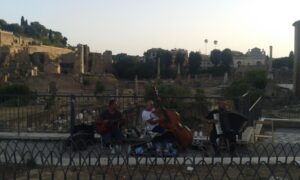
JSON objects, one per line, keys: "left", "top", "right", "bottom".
{"left": 204, "top": 39, "right": 208, "bottom": 55}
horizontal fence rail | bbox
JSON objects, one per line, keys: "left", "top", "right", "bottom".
{"left": 0, "top": 139, "right": 300, "bottom": 179}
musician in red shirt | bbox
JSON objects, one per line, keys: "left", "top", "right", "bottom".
{"left": 97, "top": 99, "right": 124, "bottom": 147}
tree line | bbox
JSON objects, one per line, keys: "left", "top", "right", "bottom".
{"left": 0, "top": 16, "right": 68, "bottom": 47}
{"left": 112, "top": 48, "right": 233, "bottom": 80}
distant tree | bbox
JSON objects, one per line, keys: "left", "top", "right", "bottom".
{"left": 113, "top": 55, "right": 139, "bottom": 79}
{"left": 61, "top": 37, "right": 68, "bottom": 46}
{"left": 273, "top": 55, "right": 293, "bottom": 70}
{"left": 21, "top": 16, "right": 25, "bottom": 26}
{"left": 6, "top": 24, "right": 23, "bottom": 34}
{"left": 0, "top": 17, "right": 68, "bottom": 47}
{"left": 48, "top": 29, "right": 53, "bottom": 42}
{"left": 136, "top": 61, "right": 156, "bottom": 79}
{"left": 175, "top": 51, "right": 186, "bottom": 66}
{"left": 157, "top": 50, "right": 172, "bottom": 78}
{"left": 188, "top": 51, "right": 202, "bottom": 77}
{"left": 144, "top": 48, "right": 174, "bottom": 79}
{"left": 210, "top": 49, "right": 222, "bottom": 66}
{"left": 0, "top": 19, "right": 7, "bottom": 28}
{"left": 289, "top": 51, "right": 294, "bottom": 60}
{"left": 221, "top": 48, "right": 233, "bottom": 68}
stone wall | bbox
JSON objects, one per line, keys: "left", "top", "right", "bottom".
{"left": 102, "top": 50, "right": 113, "bottom": 73}
{"left": 44, "top": 61, "right": 61, "bottom": 74}
{"left": 0, "top": 30, "right": 35, "bottom": 47}
{"left": 27, "top": 45, "right": 73, "bottom": 59}
{"left": 90, "top": 52, "right": 102, "bottom": 74}
{"left": 0, "top": 30, "right": 14, "bottom": 46}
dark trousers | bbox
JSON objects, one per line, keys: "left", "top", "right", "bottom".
{"left": 152, "top": 125, "right": 165, "bottom": 134}
{"left": 210, "top": 126, "right": 236, "bottom": 154}
{"left": 101, "top": 128, "right": 124, "bottom": 146}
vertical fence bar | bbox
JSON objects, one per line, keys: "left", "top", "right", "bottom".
{"left": 70, "top": 95, "right": 75, "bottom": 136}
{"left": 17, "top": 95, "right": 20, "bottom": 136}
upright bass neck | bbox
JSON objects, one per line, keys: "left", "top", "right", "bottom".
{"left": 153, "top": 86, "right": 164, "bottom": 109}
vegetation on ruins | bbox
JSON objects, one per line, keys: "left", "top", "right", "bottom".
{"left": 94, "top": 81, "right": 105, "bottom": 95}
{"left": 144, "top": 81, "right": 191, "bottom": 109}
{"left": 272, "top": 51, "right": 294, "bottom": 70}
{"left": 0, "top": 84, "right": 35, "bottom": 106}
{"left": 225, "top": 70, "right": 267, "bottom": 103}
{"left": 0, "top": 17, "right": 68, "bottom": 47}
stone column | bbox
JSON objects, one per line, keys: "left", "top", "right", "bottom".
{"left": 293, "top": 21, "right": 300, "bottom": 96}
{"left": 269, "top": 46, "right": 273, "bottom": 72}
{"left": 177, "top": 64, "right": 181, "bottom": 79}
{"left": 157, "top": 58, "right": 160, "bottom": 79}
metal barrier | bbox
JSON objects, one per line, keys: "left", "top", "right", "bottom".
{"left": 0, "top": 139, "right": 299, "bottom": 179}
{"left": 0, "top": 94, "right": 225, "bottom": 133}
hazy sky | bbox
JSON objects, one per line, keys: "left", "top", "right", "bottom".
{"left": 1, "top": 0, "right": 300, "bottom": 57}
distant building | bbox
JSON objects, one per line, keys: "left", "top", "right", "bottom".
{"left": 233, "top": 48, "right": 267, "bottom": 68}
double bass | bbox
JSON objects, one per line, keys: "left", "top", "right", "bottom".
{"left": 152, "top": 86, "right": 193, "bottom": 148}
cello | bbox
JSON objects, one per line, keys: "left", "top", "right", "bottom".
{"left": 152, "top": 86, "right": 193, "bottom": 148}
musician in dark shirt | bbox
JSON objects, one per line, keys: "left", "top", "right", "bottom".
{"left": 98, "top": 99, "right": 124, "bottom": 147}
{"left": 206, "top": 101, "right": 236, "bottom": 155}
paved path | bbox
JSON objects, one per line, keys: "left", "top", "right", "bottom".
{"left": 261, "top": 128, "right": 300, "bottom": 144}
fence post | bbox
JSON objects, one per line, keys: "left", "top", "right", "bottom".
{"left": 17, "top": 95, "right": 20, "bottom": 136}
{"left": 70, "top": 95, "right": 75, "bottom": 136}
{"left": 239, "top": 92, "right": 250, "bottom": 120}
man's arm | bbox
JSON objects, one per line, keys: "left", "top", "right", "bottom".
{"left": 147, "top": 118, "right": 160, "bottom": 125}
{"left": 142, "top": 111, "right": 160, "bottom": 125}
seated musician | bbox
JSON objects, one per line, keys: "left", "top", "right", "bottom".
{"left": 142, "top": 100, "right": 165, "bottom": 134}
{"left": 206, "top": 101, "right": 236, "bottom": 155}
{"left": 97, "top": 99, "right": 124, "bottom": 147}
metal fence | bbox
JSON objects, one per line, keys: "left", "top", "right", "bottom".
{"left": 0, "top": 139, "right": 299, "bottom": 180}
{"left": 4, "top": 93, "right": 300, "bottom": 134}
{"left": 1, "top": 94, "right": 300, "bottom": 179}
{"left": 0, "top": 94, "right": 227, "bottom": 134}
{"left": 261, "top": 96, "right": 300, "bottom": 120}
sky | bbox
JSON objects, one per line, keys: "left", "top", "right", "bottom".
{"left": 1, "top": 0, "right": 300, "bottom": 57}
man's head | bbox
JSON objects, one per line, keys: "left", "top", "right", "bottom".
{"left": 218, "top": 101, "right": 227, "bottom": 110}
{"left": 146, "top": 100, "right": 154, "bottom": 111}
{"left": 108, "top": 99, "right": 118, "bottom": 111}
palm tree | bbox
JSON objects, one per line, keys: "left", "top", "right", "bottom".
{"left": 204, "top": 39, "right": 208, "bottom": 55}
{"left": 213, "top": 40, "right": 218, "bottom": 49}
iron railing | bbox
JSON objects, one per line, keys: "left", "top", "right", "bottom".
{"left": 0, "top": 139, "right": 299, "bottom": 179}
{"left": 0, "top": 94, "right": 227, "bottom": 133}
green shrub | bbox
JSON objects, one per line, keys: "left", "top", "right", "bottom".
{"left": 0, "top": 84, "right": 35, "bottom": 106}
